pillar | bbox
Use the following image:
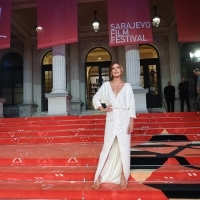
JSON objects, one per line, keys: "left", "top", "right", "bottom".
{"left": 125, "top": 45, "right": 148, "bottom": 113}
{"left": 79, "top": 61, "right": 86, "bottom": 111}
{"left": 45, "top": 45, "right": 71, "bottom": 115}
{"left": 117, "top": 46, "right": 126, "bottom": 81}
{"left": 70, "top": 43, "right": 83, "bottom": 115}
{"left": 18, "top": 41, "right": 37, "bottom": 117}
{"left": 125, "top": 45, "right": 142, "bottom": 89}
{"left": 51, "top": 45, "right": 67, "bottom": 93}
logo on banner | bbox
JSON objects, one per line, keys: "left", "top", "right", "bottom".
{"left": 110, "top": 21, "right": 150, "bottom": 44}
{"left": 0, "top": 7, "right": 7, "bottom": 38}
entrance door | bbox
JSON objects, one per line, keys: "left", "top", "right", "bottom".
{"left": 85, "top": 61, "right": 111, "bottom": 110}
{"left": 42, "top": 65, "right": 52, "bottom": 111}
{"left": 140, "top": 58, "right": 162, "bottom": 109}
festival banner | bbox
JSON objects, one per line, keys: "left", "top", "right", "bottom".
{"left": 37, "top": 0, "right": 78, "bottom": 49}
{"left": 0, "top": 0, "right": 11, "bottom": 49}
{"left": 174, "top": 0, "right": 200, "bottom": 42}
{"left": 107, "top": 0, "right": 153, "bottom": 46}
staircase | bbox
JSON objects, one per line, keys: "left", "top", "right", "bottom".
{"left": 0, "top": 112, "right": 200, "bottom": 200}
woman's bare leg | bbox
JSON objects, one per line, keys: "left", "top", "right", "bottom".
{"left": 120, "top": 172, "right": 127, "bottom": 189}
{"left": 93, "top": 175, "right": 102, "bottom": 189}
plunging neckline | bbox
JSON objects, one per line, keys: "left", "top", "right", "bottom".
{"left": 109, "top": 82, "right": 127, "bottom": 98}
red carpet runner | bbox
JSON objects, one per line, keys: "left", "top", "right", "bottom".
{"left": 0, "top": 112, "right": 199, "bottom": 199}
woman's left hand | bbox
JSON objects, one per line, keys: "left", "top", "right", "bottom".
{"left": 128, "top": 122, "right": 134, "bottom": 134}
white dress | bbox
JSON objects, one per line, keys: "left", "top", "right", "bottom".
{"left": 92, "top": 81, "right": 136, "bottom": 184}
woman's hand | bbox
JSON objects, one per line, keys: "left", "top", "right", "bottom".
{"left": 128, "top": 118, "right": 134, "bottom": 134}
{"left": 99, "top": 105, "right": 113, "bottom": 112}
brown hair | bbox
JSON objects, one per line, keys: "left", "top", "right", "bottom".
{"left": 109, "top": 62, "right": 123, "bottom": 81}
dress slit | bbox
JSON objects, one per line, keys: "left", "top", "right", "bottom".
{"left": 100, "top": 137, "right": 122, "bottom": 184}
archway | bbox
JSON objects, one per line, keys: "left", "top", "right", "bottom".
{"left": 85, "top": 47, "right": 112, "bottom": 110}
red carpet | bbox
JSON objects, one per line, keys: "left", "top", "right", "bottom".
{"left": 0, "top": 112, "right": 200, "bottom": 199}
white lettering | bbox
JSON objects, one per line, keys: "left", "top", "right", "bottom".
{"left": 111, "top": 37, "right": 115, "bottom": 43}
{"left": 117, "top": 30, "right": 123, "bottom": 37}
{"left": 116, "top": 23, "right": 121, "bottom": 29}
{"left": 136, "top": 22, "right": 141, "bottom": 28}
{"left": 121, "top": 23, "right": 126, "bottom": 29}
{"left": 146, "top": 22, "right": 151, "bottom": 28}
{"left": 137, "top": 35, "right": 143, "bottom": 41}
{"left": 116, "top": 36, "right": 121, "bottom": 43}
{"left": 115, "top": 29, "right": 129, "bottom": 37}
{"left": 111, "top": 34, "right": 147, "bottom": 44}
{"left": 110, "top": 30, "right": 115, "bottom": 37}
{"left": 110, "top": 24, "right": 115, "bottom": 30}
{"left": 142, "top": 35, "right": 147, "bottom": 41}
{"left": 123, "top": 29, "right": 129, "bottom": 36}
{"left": 120, "top": 36, "right": 126, "bottom": 43}
{"left": 131, "top": 35, "right": 137, "bottom": 41}
{"left": 110, "top": 22, "right": 151, "bottom": 30}
{"left": 127, "top": 23, "right": 132, "bottom": 29}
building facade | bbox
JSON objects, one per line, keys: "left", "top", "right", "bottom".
{"left": 0, "top": 0, "right": 199, "bottom": 117}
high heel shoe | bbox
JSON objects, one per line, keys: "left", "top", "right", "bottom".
{"left": 120, "top": 174, "right": 127, "bottom": 189}
{"left": 92, "top": 176, "right": 101, "bottom": 189}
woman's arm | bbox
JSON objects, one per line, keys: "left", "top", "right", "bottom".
{"left": 98, "top": 105, "right": 113, "bottom": 112}
{"left": 92, "top": 84, "right": 104, "bottom": 109}
{"left": 128, "top": 84, "right": 136, "bottom": 118}
{"left": 128, "top": 117, "right": 134, "bottom": 134}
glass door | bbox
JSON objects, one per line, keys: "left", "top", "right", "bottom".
{"left": 42, "top": 65, "right": 52, "bottom": 111}
{"left": 85, "top": 61, "right": 111, "bottom": 110}
{"left": 140, "top": 58, "right": 162, "bottom": 109}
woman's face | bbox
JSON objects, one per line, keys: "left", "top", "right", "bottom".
{"left": 111, "top": 63, "right": 122, "bottom": 78}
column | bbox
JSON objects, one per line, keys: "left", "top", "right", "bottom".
{"left": 79, "top": 61, "right": 86, "bottom": 111}
{"left": 51, "top": 45, "right": 67, "bottom": 93}
{"left": 18, "top": 41, "right": 37, "bottom": 117}
{"left": 45, "top": 45, "right": 71, "bottom": 115}
{"left": 125, "top": 45, "right": 142, "bottom": 89}
{"left": 125, "top": 45, "right": 148, "bottom": 113}
{"left": 168, "top": 30, "right": 181, "bottom": 111}
{"left": 23, "top": 42, "right": 33, "bottom": 103}
{"left": 70, "top": 43, "right": 82, "bottom": 115}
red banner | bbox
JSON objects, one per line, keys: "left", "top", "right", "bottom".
{"left": 37, "top": 0, "right": 78, "bottom": 49}
{"left": 0, "top": 0, "right": 11, "bottom": 49}
{"left": 175, "top": 0, "right": 200, "bottom": 42}
{"left": 107, "top": 0, "right": 153, "bottom": 46}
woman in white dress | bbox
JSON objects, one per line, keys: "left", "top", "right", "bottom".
{"left": 92, "top": 62, "right": 136, "bottom": 189}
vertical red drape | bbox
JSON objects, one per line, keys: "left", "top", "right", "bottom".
{"left": 37, "top": 0, "right": 78, "bottom": 49}
{"left": 0, "top": 0, "right": 11, "bottom": 49}
{"left": 175, "top": 0, "right": 200, "bottom": 42}
{"left": 107, "top": 0, "right": 153, "bottom": 46}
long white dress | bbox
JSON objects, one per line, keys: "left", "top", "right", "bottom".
{"left": 92, "top": 81, "right": 136, "bottom": 184}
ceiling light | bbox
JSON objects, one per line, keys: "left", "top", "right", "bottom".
{"left": 35, "top": 25, "right": 44, "bottom": 35}
{"left": 92, "top": 11, "right": 100, "bottom": 33}
{"left": 189, "top": 43, "right": 200, "bottom": 62}
{"left": 152, "top": 6, "right": 161, "bottom": 28}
